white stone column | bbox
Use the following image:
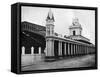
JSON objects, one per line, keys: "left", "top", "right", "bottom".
{"left": 85, "top": 46, "right": 87, "bottom": 54}
{"left": 60, "top": 41, "right": 62, "bottom": 56}
{"left": 39, "top": 47, "right": 41, "bottom": 54}
{"left": 31, "top": 46, "right": 34, "bottom": 55}
{"left": 75, "top": 45, "right": 76, "bottom": 55}
{"left": 80, "top": 45, "right": 81, "bottom": 54}
{"left": 68, "top": 43, "right": 70, "bottom": 55}
{"left": 89, "top": 47, "right": 90, "bottom": 54}
{"left": 46, "top": 40, "right": 48, "bottom": 56}
{"left": 78, "top": 45, "right": 79, "bottom": 55}
{"left": 83, "top": 46, "right": 84, "bottom": 54}
{"left": 81, "top": 46, "right": 82, "bottom": 55}
{"left": 80, "top": 45, "right": 82, "bottom": 54}
{"left": 22, "top": 46, "right": 25, "bottom": 55}
{"left": 77, "top": 45, "right": 78, "bottom": 55}
{"left": 58, "top": 41, "right": 62, "bottom": 56}
{"left": 74, "top": 44, "right": 76, "bottom": 55}
{"left": 72, "top": 44, "right": 74, "bottom": 55}
{"left": 88, "top": 47, "right": 89, "bottom": 54}
{"left": 46, "top": 39, "right": 54, "bottom": 57}
{"left": 82, "top": 46, "right": 84, "bottom": 54}
{"left": 76, "top": 44, "right": 77, "bottom": 55}
{"left": 81, "top": 46, "right": 83, "bottom": 54}
{"left": 58, "top": 41, "right": 61, "bottom": 56}
{"left": 73, "top": 44, "right": 75, "bottom": 55}
{"left": 90, "top": 47, "right": 92, "bottom": 53}
{"left": 86, "top": 46, "right": 88, "bottom": 54}
{"left": 48, "top": 40, "right": 51, "bottom": 56}
{"left": 52, "top": 40, "right": 54, "bottom": 56}
{"left": 84, "top": 46, "right": 85, "bottom": 54}
{"left": 83, "top": 46, "right": 85, "bottom": 54}
{"left": 76, "top": 45, "right": 77, "bottom": 55}
{"left": 78, "top": 45, "right": 80, "bottom": 54}
{"left": 73, "top": 44, "right": 74, "bottom": 55}
{"left": 86, "top": 47, "right": 87, "bottom": 54}
{"left": 89, "top": 47, "right": 91, "bottom": 54}
{"left": 64, "top": 43, "right": 66, "bottom": 56}
{"left": 79, "top": 45, "right": 81, "bottom": 54}
{"left": 71, "top": 44, "right": 73, "bottom": 55}
{"left": 87, "top": 47, "right": 89, "bottom": 54}
{"left": 79, "top": 45, "right": 80, "bottom": 54}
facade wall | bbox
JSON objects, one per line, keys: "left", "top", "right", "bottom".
{"left": 70, "top": 28, "right": 81, "bottom": 36}
{"left": 45, "top": 36, "right": 95, "bottom": 60}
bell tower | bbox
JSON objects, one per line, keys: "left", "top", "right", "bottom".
{"left": 68, "top": 17, "right": 90, "bottom": 42}
{"left": 69, "top": 17, "right": 82, "bottom": 36}
{"left": 45, "top": 9, "right": 55, "bottom": 60}
{"left": 46, "top": 9, "right": 55, "bottom": 36}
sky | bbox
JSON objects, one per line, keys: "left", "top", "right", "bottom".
{"left": 21, "top": 6, "right": 95, "bottom": 44}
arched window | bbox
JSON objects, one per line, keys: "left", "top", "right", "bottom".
{"left": 73, "top": 31, "right": 76, "bottom": 35}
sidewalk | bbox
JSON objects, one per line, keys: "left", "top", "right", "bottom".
{"left": 22, "top": 54, "right": 95, "bottom": 71}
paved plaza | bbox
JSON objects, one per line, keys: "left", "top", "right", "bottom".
{"left": 22, "top": 54, "right": 95, "bottom": 71}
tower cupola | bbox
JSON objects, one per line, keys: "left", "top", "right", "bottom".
{"left": 46, "top": 9, "right": 55, "bottom": 36}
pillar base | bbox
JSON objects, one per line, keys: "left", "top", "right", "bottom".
{"left": 45, "top": 56, "right": 56, "bottom": 62}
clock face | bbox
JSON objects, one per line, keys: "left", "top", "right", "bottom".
{"left": 72, "top": 18, "right": 79, "bottom": 26}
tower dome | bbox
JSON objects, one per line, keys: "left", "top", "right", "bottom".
{"left": 69, "top": 18, "right": 82, "bottom": 36}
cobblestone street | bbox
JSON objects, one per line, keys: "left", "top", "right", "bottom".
{"left": 22, "top": 54, "right": 95, "bottom": 71}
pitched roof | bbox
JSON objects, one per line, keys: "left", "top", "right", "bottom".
{"left": 46, "top": 9, "right": 55, "bottom": 21}
{"left": 21, "top": 21, "right": 46, "bottom": 36}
